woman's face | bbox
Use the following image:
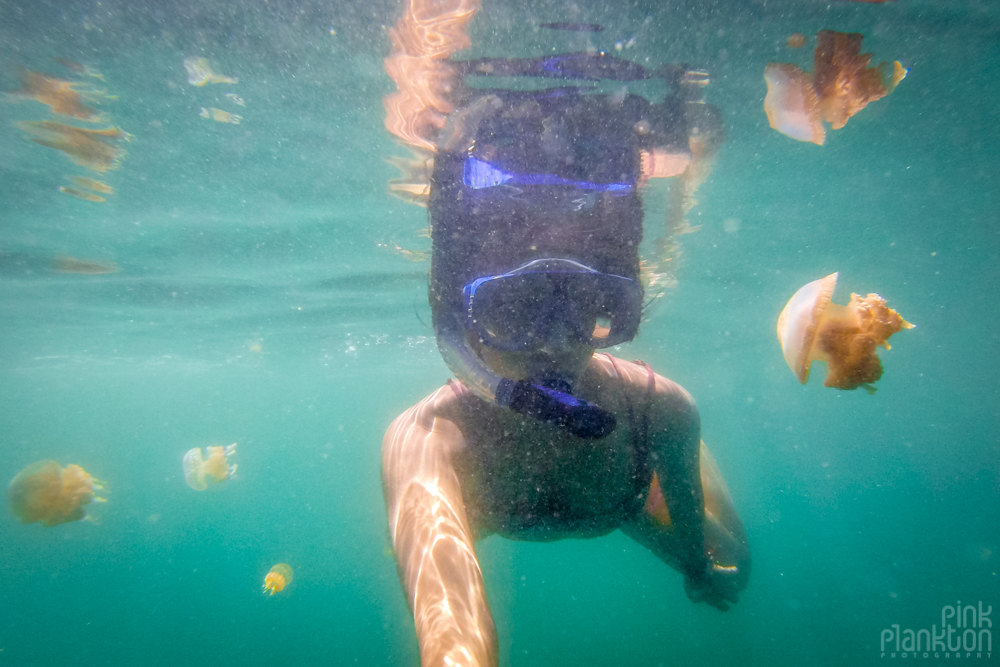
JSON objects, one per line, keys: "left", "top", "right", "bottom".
{"left": 472, "top": 332, "right": 595, "bottom": 384}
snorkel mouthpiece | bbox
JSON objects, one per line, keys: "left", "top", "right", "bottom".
{"left": 437, "top": 322, "right": 617, "bottom": 439}
{"left": 496, "top": 378, "right": 617, "bottom": 439}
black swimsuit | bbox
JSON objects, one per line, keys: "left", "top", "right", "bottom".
{"left": 450, "top": 354, "right": 657, "bottom": 540}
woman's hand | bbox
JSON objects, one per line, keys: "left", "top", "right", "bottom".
{"left": 683, "top": 561, "right": 744, "bottom": 611}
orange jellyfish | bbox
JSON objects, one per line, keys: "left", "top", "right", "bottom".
{"left": 763, "top": 30, "right": 907, "bottom": 144}
{"left": 58, "top": 186, "right": 105, "bottom": 202}
{"left": 813, "top": 30, "right": 894, "bottom": 130}
{"left": 182, "top": 444, "right": 237, "bottom": 491}
{"left": 9, "top": 71, "right": 101, "bottom": 122}
{"left": 68, "top": 176, "right": 114, "bottom": 194}
{"left": 263, "top": 563, "right": 293, "bottom": 595}
{"left": 8, "top": 460, "right": 106, "bottom": 527}
{"left": 16, "top": 121, "right": 128, "bottom": 172}
{"left": 51, "top": 254, "right": 119, "bottom": 274}
{"left": 776, "top": 273, "right": 914, "bottom": 393}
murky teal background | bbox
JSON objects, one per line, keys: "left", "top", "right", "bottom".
{"left": 1, "top": 0, "right": 997, "bottom": 665}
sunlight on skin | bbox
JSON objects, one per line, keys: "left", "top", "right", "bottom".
{"left": 383, "top": 354, "right": 751, "bottom": 665}
{"left": 384, "top": 390, "right": 499, "bottom": 667}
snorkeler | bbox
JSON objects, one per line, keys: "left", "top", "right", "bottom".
{"left": 381, "top": 28, "right": 750, "bottom": 667}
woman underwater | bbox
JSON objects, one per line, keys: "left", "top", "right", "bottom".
{"left": 381, "top": 9, "right": 750, "bottom": 667}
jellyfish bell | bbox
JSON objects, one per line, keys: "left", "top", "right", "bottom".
{"left": 8, "top": 460, "right": 106, "bottom": 527}
{"left": 777, "top": 273, "right": 838, "bottom": 383}
{"left": 182, "top": 444, "right": 237, "bottom": 491}
{"left": 763, "top": 63, "right": 825, "bottom": 145}
{"left": 263, "top": 563, "right": 293, "bottom": 595}
{"left": 776, "top": 273, "right": 914, "bottom": 392}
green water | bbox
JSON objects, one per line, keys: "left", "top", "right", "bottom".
{"left": 1, "top": 0, "right": 997, "bottom": 665}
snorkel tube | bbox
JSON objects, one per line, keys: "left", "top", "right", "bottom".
{"left": 436, "top": 318, "right": 616, "bottom": 439}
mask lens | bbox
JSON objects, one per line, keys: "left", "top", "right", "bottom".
{"left": 470, "top": 274, "right": 554, "bottom": 350}
{"left": 562, "top": 274, "right": 640, "bottom": 347}
{"left": 466, "top": 263, "right": 641, "bottom": 351}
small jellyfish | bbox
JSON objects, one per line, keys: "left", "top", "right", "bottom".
{"left": 58, "top": 186, "right": 105, "bottom": 202}
{"left": 263, "top": 563, "right": 293, "bottom": 595}
{"left": 16, "top": 121, "right": 128, "bottom": 172}
{"left": 182, "top": 444, "right": 237, "bottom": 491}
{"left": 183, "top": 57, "right": 238, "bottom": 86}
{"left": 199, "top": 107, "right": 242, "bottom": 125}
{"left": 787, "top": 33, "right": 807, "bottom": 49}
{"left": 385, "top": 150, "right": 434, "bottom": 208}
{"left": 51, "top": 254, "right": 119, "bottom": 274}
{"left": 69, "top": 176, "right": 114, "bottom": 194}
{"left": 9, "top": 71, "right": 101, "bottom": 122}
{"left": 776, "top": 273, "right": 914, "bottom": 393}
{"left": 8, "top": 460, "right": 106, "bottom": 527}
{"left": 225, "top": 93, "right": 245, "bottom": 107}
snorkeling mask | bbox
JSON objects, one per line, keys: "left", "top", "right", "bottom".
{"left": 429, "top": 51, "right": 715, "bottom": 439}
{"left": 464, "top": 258, "right": 642, "bottom": 352}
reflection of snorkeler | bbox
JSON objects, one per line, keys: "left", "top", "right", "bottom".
{"left": 381, "top": 44, "right": 750, "bottom": 667}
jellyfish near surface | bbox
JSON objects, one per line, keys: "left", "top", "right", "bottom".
{"left": 263, "top": 563, "right": 293, "bottom": 595}
{"left": 182, "top": 444, "right": 237, "bottom": 491}
{"left": 16, "top": 121, "right": 128, "bottom": 172}
{"left": 763, "top": 30, "right": 907, "bottom": 144}
{"left": 764, "top": 63, "right": 825, "bottom": 145}
{"left": 9, "top": 71, "right": 102, "bottom": 122}
{"left": 776, "top": 273, "right": 913, "bottom": 393}
{"left": 8, "top": 460, "right": 106, "bottom": 527}
{"left": 183, "top": 57, "right": 238, "bottom": 86}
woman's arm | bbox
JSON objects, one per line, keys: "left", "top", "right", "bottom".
{"left": 382, "top": 387, "right": 499, "bottom": 667}
{"left": 616, "top": 361, "right": 747, "bottom": 610}
{"left": 645, "top": 377, "right": 713, "bottom": 588}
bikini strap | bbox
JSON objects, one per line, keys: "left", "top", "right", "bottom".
{"left": 446, "top": 377, "right": 469, "bottom": 398}
{"left": 601, "top": 354, "right": 655, "bottom": 508}
{"left": 633, "top": 359, "right": 657, "bottom": 406}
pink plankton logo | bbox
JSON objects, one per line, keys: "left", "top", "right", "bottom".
{"left": 881, "top": 601, "right": 993, "bottom": 659}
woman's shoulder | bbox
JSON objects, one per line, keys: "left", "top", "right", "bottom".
{"left": 386, "top": 383, "right": 465, "bottom": 435}
{"left": 588, "top": 353, "right": 698, "bottom": 421}
{"left": 382, "top": 382, "right": 473, "bottom": 460}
